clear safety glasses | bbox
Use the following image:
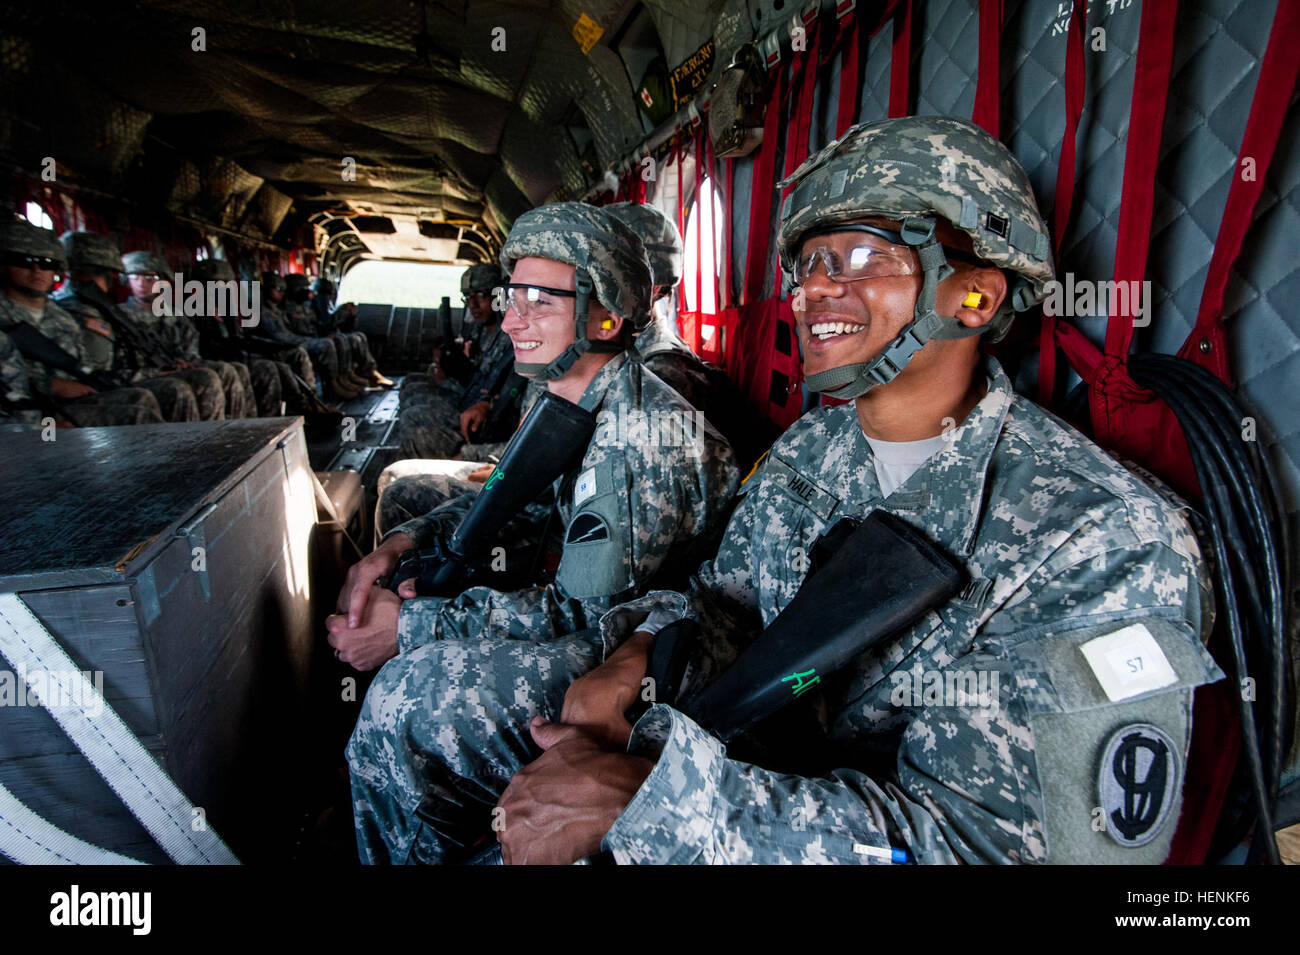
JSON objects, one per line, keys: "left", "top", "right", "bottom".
{"left": 791, "top": 224, "right": 918, "bottom": 285}
{"left": 504, "top": 283, "right": 577, "bottom": 319}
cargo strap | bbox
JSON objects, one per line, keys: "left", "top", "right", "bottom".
{"left": 0, "top": 593, "right": 240, "bottom": 865}
{"left": 0, "top": 780, "right": 143, "bottom": 865}
{"left": 971, "top": 0, "right": 1002, "bottom": 136}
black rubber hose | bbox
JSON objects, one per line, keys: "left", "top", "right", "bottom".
{"left": 1133, "top": 358, "right": 1289, "bottom": 799}
{"left": 1127, "top": 356, "right": 1285, "bottom": 863}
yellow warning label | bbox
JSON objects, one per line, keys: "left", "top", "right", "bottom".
{"left": 572, "top": 12, "right": 604, "bottom": 54}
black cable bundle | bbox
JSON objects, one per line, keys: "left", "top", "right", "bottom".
{"left": 1128, "top": 353, "right": 1293, "bottom": 864}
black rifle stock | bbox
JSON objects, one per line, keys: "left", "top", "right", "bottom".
{"left": 388, "top": 389, "right": 597, "bottom": 597}
{"left": 649, "top": 509, "right": 965, "bottom": 742}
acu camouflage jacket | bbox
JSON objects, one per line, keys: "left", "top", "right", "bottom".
{"left": 598, "top": 357, "right": 1223, "bottom": 865}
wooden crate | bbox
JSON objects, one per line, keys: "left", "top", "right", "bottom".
{"left": 0, "top": 418, "right": 319, "bottom": 863}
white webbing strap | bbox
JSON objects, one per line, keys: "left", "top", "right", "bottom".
{"left": 0, "top": 779, "right": 143, "bottom": 865}
{"left": 0, "top": 593, "right": 240, "bottom": 865}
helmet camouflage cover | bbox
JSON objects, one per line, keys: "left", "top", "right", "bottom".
{"left": 284, "top": 272, "right": 310, "bottom": 291}
{"left": 500, "top": 201, "right": 653, "bottom": 379}
{"left": 260, "top": 271, "right": 286, "bottom": 292}
{"left": 60, "top": 231, "right": 122, "bottom": 273}
{"left": 777, "top": 115, "right": 1055, "bottom": 398}
{"left": 779, "top": 115, "right": 1054, "bottom": 323}
{"left": 604, "top": 201, "right": 683, "bottom": 292}
{"left": 461, "top": 262, "right": 506, "bottom": 296}
{"left": 1, "top": 219, "right": 67, "bottom": 270}
{"left": 122, "top": 250, "right": 169, "bottom": 275}
{"left": 500, "top": 202, "right": 652, "bottom": 330}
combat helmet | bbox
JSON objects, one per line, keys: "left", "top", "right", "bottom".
{"left": 778, "top": 115, "right": 1055, "bottom": 399}
{"left": 604, "top": 201, "right": 682, "bottom": 295}
{"left": 460, "top": 262, "right": 506, "bottom": 297}
{"left": 260, "top": 271, "right": 286, "bottom": 293}
{"left": 499, "top": 201, "right": 652, "bottom": 380}
{"left": 60, "top": 231, "right": 122, "bottom": 275}
{"left": 121, "top": 250, "right": 169, "bottom": 275}
{"left": 1, "top": 218, "right": 67, "bottom": 272}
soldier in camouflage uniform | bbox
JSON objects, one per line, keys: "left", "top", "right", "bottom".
{"left": 368, "top": 117, "right": 1221, "bottom": 866}
{"left": 394, "top": 262, "right": 524, "bottom": 460}
{"left": 312, "top": 276, "right": 391, "bottom": 388}
{"left": 187, "top": 258, "right": 296, "bottom": 416}
{"left": 120, "top": 250, "right": 254, "bottom": 419}
{"left": 337, "top": 202, "right": 742, "bottom": 863}
{"left": 254, "top": 271, "right": 357, "bottom": 402}
{"left": 0, "top": 220, "right": 162, "bottom": 426}
{"left": 55, "top": 232, "right": 213, "bottom": 422}
{"left": 607, "top": 201, "right": 773, "bottom": 469}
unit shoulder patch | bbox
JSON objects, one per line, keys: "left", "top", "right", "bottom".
{"left": 565, "top": 511, "right": 610, "bottom": 545}
{"left": 1097, "top": 722, "right": 1180, "bottom": 848}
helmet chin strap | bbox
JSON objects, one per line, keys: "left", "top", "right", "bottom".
{"left": 803, "top": 216, "right": 986, "bottom": 401}
{"left": 514, "top": 268, "right": 625, "bottom": 380}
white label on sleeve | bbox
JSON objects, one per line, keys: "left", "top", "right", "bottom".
{"left": 574, "top": 467, "right": 597, "bottom": 507}
{"left": 1079, "top": 624, "right": 1178, "bottom": 702}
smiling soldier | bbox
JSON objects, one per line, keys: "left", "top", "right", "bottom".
{"left": 484, "top": 116, "right": 1223, "bottom": 865}
{"left": 336, "top": 201, "right": 740, "bottom": 864}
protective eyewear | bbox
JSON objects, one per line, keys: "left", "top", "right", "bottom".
{"left": 791, "top": 225, "right": 918, "bottom": 285}
{"left": 504, "top": 283, "right": 577, "bottom": 318}
{"left": 6, "top": 253, "right": 62, "bottom": 272}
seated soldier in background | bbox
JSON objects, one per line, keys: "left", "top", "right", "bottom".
{"left": 482, "top": 116, "right": 1222, "bottom": 866}
{"left": 0, "top": 219, "right": 161, "bottom": 425}
{"left": 393, "top": 262, "right": 522, "bottom": 460}
{"left": 336, "top": 202, "right": 741, "bottom": 864}
{"left": 311, "top": 276, "right": 391, "bottom": 389}
{"left": 0, "top": 326, "right": 38, "bottom": 425}
{"left": 188, "top": 257, "right": 284, "bottom": 416}
{"left": 606, "top": 200, "right": 773, "bottom": 470}
{"left": 256, "top": 271, "right": 355, "bottom": 402}
{"left": 54, "top": 232, "right": 212, "bottom": 422}
{"left": 121, "top": 250, "right": 254, "bottom": 418}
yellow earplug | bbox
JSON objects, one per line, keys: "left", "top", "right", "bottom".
{"left": 962, "top": 292, "right": 984, "bottom": 309}
{"left": 600, "top": 319, "right": 614, "bottom": 329}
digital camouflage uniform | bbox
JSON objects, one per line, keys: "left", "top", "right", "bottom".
{"left": 121, "top": 295, "right": 253, "bottom": 419}
{"left": 0, "top": 292, "right": 162, "bottom": 426}
{"left": 0, "top": 328, "right": 39, "bottom": 425}
{"left": 121, "top": 251, "right": 254, "bottom": 419}
{"left": 395, "top": 321, "right": 517, "bottom": 460}
{"left": 189, "top": 259, "right": 291, "bottom": 416}
{"left": 256, "top": 272, "right": 346, "bottom": 394}
{"left": 582, "top": 116, "right": 1225, "bottom": 864}
{"left": 55, "top": 234, "right": 214, "bottom": 422}
{"left": 347, "top": 350, "right": 742, "bottom": 862}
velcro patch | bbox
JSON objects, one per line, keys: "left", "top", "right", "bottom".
{"left": 1098, "top": 723, "right": 1180, "bottom": 848}
{"left": 84, "top": 318, "right": 112, "bottom": 338}
{"left": 565, "top": 512, "right": 610, "bottom": 545}
{"left": 763, "top": 455, "right": 839, "bottom": 521}
{"left": 574, "top": 467, "right": 597, "bottom": 507}
{"left": 1079, "top": 624, "right": 1178, "bottom": 702}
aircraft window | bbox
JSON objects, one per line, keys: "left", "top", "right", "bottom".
{"left": 337, "top": 260, "right": 467, "bottom": 308}
{"left": 682, "top": 175, "right": 724, "bottom": 323}
{"left": 23, "top": 201, "right": 53, "bottom": 231}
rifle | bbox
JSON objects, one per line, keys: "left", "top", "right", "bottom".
{"left": 0, "top": 318, "right": 125, "bottom": 392}
{"left": 417, "top": 509, "right": 964, "bottom": 863}
{"left": 388, "top": 389, "right": 597, "bottom": 597}
{"left": 644, "top": 509, "right": 964, "bottom": 743}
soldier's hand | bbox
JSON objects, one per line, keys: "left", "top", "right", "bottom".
{"left": 496, "top": 718, "right": 653, "bottom": 865}
{"left": 325, "top": 588, "right": 401, "bottom": 671}
{"left": 51, "top": 378, "right": 97, "bottom": 399}
{"left": 466, "top": 464, "right": 495, "bottom": 484}
{"left": 339, "top": 532, "right": 413, "bottom": 627}
{"left": 459, "top": 400, "right": 491, "bottom": 442}
{"left": 560, "top": 629, "right": 654, "bottom": 750}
